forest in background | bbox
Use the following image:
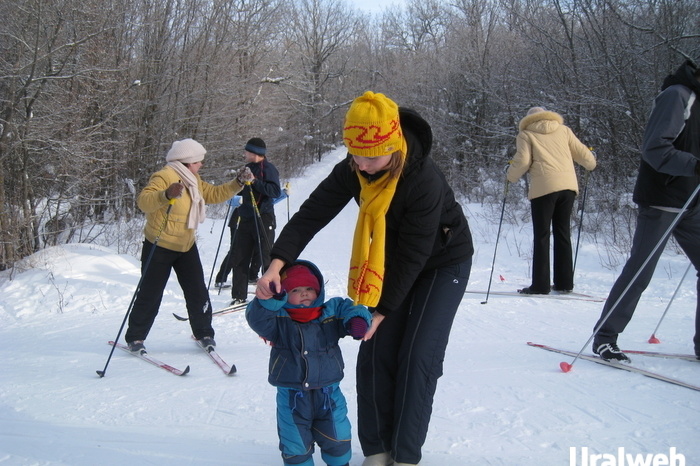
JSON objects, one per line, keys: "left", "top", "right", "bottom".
{"left": 1, "top": 0, "right": 699, "bottom": 270}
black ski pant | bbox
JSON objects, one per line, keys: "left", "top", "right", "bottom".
{"left": 125, "top": 240, "right": 213, "bottom": 343}
{"left": 594, "top": 205, "right": 700, "bottom": 356}
{"left": 215, "top": 225, "right": 262, "bottom": 284}
{"left": 356, "top": 258, "right": 471, "bottom": 465}
{"left": 231, "top": 212, "right": 275, "bottom": 301}
{"left": 218, "top": 249, "right": 262, "bottom": 283}
{"left": 529, "top": 190, "right": 576, "bottom": 292}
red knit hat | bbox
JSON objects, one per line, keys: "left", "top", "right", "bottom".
{"left": 281, "top": 265, "right": 320, "bottom": 294}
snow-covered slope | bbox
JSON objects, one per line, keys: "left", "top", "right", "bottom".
{"left": 1, "top": 148, "right": 698, "bottom": 465}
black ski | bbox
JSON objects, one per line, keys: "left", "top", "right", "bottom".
{"left": 108, "top": 341, "right": 190, "bottom": 376}
{"left": 173, "top": 301, "right": 248, "bottom": 321}
{"left": 193, "top": 336, "right": 237, "bottom": 375}
{"left": 527, "top": 342, "right": 700, "bottom": 392}
{"left": 211, "top": 283, "right": 232, "bottom": 289}
{"left": 465, "top": 289, "right": 605, "bottom": 302}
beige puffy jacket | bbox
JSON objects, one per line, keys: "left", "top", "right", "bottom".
{"left": 137, "top": 165, "right": 243, "bottom": 252}
{"left": 507, "top": 110, "right": 596, "bottom": 200}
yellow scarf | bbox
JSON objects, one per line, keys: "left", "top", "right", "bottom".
{"left": 348, "top": 170, "right": 399, "bottom": 307}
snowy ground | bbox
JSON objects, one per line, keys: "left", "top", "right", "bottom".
{"left": 1, "top": 148, "right": 699, "bottom": 465}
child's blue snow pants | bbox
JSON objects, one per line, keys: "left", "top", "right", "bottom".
{"left": 276, "top": 383, "right": 352, "bottom": 466}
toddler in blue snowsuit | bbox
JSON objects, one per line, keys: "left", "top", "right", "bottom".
{"left": 246, "top": 260, "right": 372, "bottom": 466}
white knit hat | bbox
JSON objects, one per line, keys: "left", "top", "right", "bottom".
{"left": 165, "top": 138, "right": 206, "bottom": 164}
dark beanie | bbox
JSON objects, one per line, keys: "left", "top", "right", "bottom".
{"left": 245, "top": 138, "right": 266, "bottom": 156}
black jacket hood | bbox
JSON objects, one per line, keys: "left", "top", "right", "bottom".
{"left": 399, "top": 107, "right": 433, "bottom": 159}
{"left": 662, "top": 60, "right": 700, "bottom": 94}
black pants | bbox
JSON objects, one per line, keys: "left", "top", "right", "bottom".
{"left": 231, "top": 212, "right": 275, "bottom": 301}
{"left": 594, "top": 205, "right": 700, "bottom": 356}
{"left": 356, "top": 259, "right": 471, "bottom": 464}
{"left": 125, "top": 240, "right": 213, "bottom": 342}
{"left": 529, "top": 190, "right": 576, "bottom": 292}
{"left": 215, "top": 227, "right": 262, "bottom": 284}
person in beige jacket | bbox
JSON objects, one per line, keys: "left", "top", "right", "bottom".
{"left": 124, "top": 138, "right": 253, "bottom": 354}
{"left": 507, "top": 107, "right": 596, "bottom": 295}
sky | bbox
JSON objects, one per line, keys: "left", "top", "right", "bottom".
{"left": 352, "top": 0, "right": 405, "bottom": 15}
{"left": 1, "top": 147, "right": 699, "bottom": 465}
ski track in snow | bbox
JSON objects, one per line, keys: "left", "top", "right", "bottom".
{"left": 1, "top": 147, "right": 699, "bottom": 465}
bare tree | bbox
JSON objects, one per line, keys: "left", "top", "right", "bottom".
{"left": 1, "top": 0, "right": 698, "bottom": 269}
{"left": 278, "top": 0, "right": 361, "bottom": 163}
{"left": 0, "top": 0, "right": 118, "bottom": 267}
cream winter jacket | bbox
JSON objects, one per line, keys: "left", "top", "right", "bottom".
{"left": 137, "top": 165, "right": 243, "bottom": 252}
{"left": 507, "top": 110, "right": 596, "bottom": 200}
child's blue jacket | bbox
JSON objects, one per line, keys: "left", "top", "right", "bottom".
{"left": 246, "top": 260, "right": 372, "bottom": 390}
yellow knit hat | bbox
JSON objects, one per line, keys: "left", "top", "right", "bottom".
{"left": 343, "top": 91, "right": 404, "bottom": 157}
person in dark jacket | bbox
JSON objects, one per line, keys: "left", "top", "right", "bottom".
{"left": 246, "top": 260, "right": 372, "bottom": 466}
{"left": 592, "top": 60, "right": 700, "bottom": 362}
{"left": 255, "top": 92, "right": 474, "bottom": 466}
{"left": 229, "top": 138, "right": 281, "bottom": 305}
{"left": 216, "top": 186, "right": 290, "bottom": 289}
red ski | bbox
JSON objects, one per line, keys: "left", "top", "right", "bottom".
{"left": 193, "top": 336, "right": 237, "bottom": 375}
{"left": 108, "top": 341, "right": 190, "bottom": 376}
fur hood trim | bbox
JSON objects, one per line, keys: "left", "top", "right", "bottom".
{"left": 519, "top": 110, "right": 564, "bottom": 132}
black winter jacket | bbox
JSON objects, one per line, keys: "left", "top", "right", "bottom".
{"left": 633, "top": 60, "right": 700, "bottom": 208}
{"left": 238, "top": 158, "right": 281, "bottom": 218}
{"left": 270, "top": 108, "right": 474, "bottom": 315}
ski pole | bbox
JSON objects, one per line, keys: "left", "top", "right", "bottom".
{"left": 648, "top": 261, "right": 693, "bottom": 344}
{"left": 561, "top": 183, "right": 700, "bottom": 373}
{"left": 573, "top": 166, "right": 591, "bottom": 276}
{"left": 482, "top": 176, "right": 509, "bottom": 304}
{"left": 208, "top": 201, "right": 232, "bottom": 290}
{"left": 216, "top": 215, "right": 240, "bottom": 295}
{"left": 97, "top": 197, "right": 176, "bottom": 378}
{"left": 248, "top": 183, "right": 271, "bottom": 273}
{"left": 282, "top": 181, "right": 291, "bottom": 222}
